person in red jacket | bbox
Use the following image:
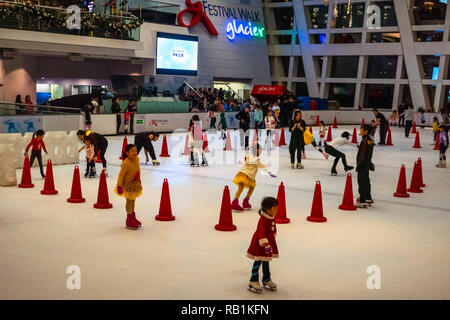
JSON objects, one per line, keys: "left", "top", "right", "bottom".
{"left": 246, "top": 197, "right": 279, "bottom": 293}
{"left": 24, "top": 129, "right": 47, "bottom": 178}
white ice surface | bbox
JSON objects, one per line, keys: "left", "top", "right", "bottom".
{"left": 0, "top": 126, "right": 449, "bottom": 299}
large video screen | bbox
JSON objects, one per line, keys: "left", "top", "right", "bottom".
{"left": 156, "top": 32, "right": 198, "bottom": 76}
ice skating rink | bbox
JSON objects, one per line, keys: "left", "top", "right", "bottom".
{"left": 0, "top": 126, "right": 449, "bottom": 300}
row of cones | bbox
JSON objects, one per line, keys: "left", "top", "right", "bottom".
{"left": 18, "top": 155, "right": 176, "bottom": 220}
{"left": 393, "top": 158, "right": 426, "bottom": 197}
{"left": 314, "top": 116, "right": 339, "bottom": 128}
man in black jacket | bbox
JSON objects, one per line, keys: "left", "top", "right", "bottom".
{"left": 110, "top": 97, "right": 122, "bottom": 135}
{"left": 134, "top": 131, "right": 160, "bottom": 165}
{"left": 373, "top": 108, "right": 388, "bottom": 145}
{"left": 235, "top": 106, "right": 251, "bottom": 150}
{"left": 356, "top": 124, "right": 375, "bottom": 208}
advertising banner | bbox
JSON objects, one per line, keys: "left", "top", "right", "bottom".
{"left": 0, "top": 116, "right": 43, "bottom": 134}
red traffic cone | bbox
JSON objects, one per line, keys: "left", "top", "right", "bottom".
{"left": 215, "top": 185, "right": 237, "bottom": 231}
{"left": 224, "top": 131, "right": 233, "bottom": 151}
{"left": 386, "top": 128, "right": 393, "bottom": 146}
{"left": 309, "top": 126, "right": 313, "bottom": 134}
{"left": 315, "top": 115, "right": 320, "bottom": 126}
{"left": 393, "top": 164, "right": 410, "bottom": 197}
{"left": 434, "top": 132, "right": 440, "bottom": 150}
{"left": 411, "top": 121, "right": 416, "bottom": 133}
{"left": 252, "top": 129, "right": 258, "bottom": 146}
{"left": 417, "top": 157, "right": 425, "bottom": 188}
{"left": 333, "top": 116, "right": 338, "bottom": 128}
{"left": 339, "top": 173, "right": 357, "bottom": 211}
{"left": 361, "top": 118, "right": 365, "bottom": 126}
{"left": 407, "top": 161, "right": 423, "bottom": 193}
{"left": 351, "top": 127, "right": 358, "bottom": 143}
{"left": 159, "top": 134, "right": 170, "bottom": 157}
{"left": 18, "top": 155, "right": 34, "bottom": 188}
{"left": 326, "top": 125, "right": 333, "bottom": 142}
{"left": 93, "top": 170, "right": 113, "bottom": 208}
{"left": 413, "top": 131, "right": 421, "bottom": 149}
{"left": 275, "top": 182, "right": 290, "bottom": 224}
{"left": 119, "top": 136, "right": 128, "bottom": 160}
{"left": 182, "top": 133, "right": 190, "bottom": 156}
{"left": 67, "top": 165, "right": 85, "bottom": 203}
{"left": 155, "top": 178, "right": 175, "bottom": 221}
{"left": 95, "top": 150, "right": 102, "bottom": 163}
{"left": 280, "top": 128, "right": 287, "bottom": 146}
{"left": 40, "top": 159, "right": 58, "bottom": 195}
{"left": 203, "top": 132, "right": 210, "bottom": 153}
{"left": 274, "top": 129, "right": 281, "bottom": 147}
{"left": 307, "top": 181, "right": 327, "bottom": 222}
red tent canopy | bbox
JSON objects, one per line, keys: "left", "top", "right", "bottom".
{"left": 251, "top": 85, "right": 288, "bottom": 101}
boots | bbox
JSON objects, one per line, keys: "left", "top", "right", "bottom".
{"left": 89, "top": 167, "right": 96, "bottom": 178}
{"left": 248, "top": 281, "right": 263, "bottom": 294}
{"left": 291, "top": 163, "right": 295, "bottom": 169}
{"left": 126, "top": 214, "right": 139, "bottom": 229}
{"left": 436, "top": 160, "right": 445, "bottom": 168}
{"left": 231, "top": 198, "right": 243, "bottom": 211}
{"left": 243, "top": 197, "right": 251, "bottom": 209}
{"left": 296, "top": 162, "right": 304, "bottom": 169}
{"left": 131, "top": 212, "right": 141, "bottom": 227}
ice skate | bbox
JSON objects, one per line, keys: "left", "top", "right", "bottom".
{"left": 201, "top": 156, "right": 209, "bottom": 166}
{"left": 366, "top": 199, "right": 373, "bottom": 206}
{"left": 242, "top": 197, "right": 251, "bottom": 210}
{"left": 262, "top": 280, "right": 277, "bottom": 291}
{"left": 231, "top": 199, "right": 244, "bottom": 211}
{"left": 125, "top": 214, "right": 139, "bottom": 230}
{"left": 291, "top": 163, "right": 295, "bottom": 169}
{"left": 131, "top": 212, "right": 141, "bottom": 227}
{"left": 248, "top": 282, "right": 263, "bottom": 294}
{"left": 331, "top": 170, "right": 337, "bottom": 176}
{"left": 89, "top": 169, "right": 96, "bottom": 178}
{"left": 435, "top": 161, "right": 444, "bottom": 168}
{"left": 344, "top": 165, "right": 354, "bottom": 172}
{"left": 296, "top": 163, "right": 304, "bottom": 169}
{"left": 356, "top": 200, "right": 368, "bottom": 208}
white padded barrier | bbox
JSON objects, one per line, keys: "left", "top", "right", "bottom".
{"left": 0, "top": 143, "right": 18, "bottom": 186}
{"left": 0, "top": 133, "right": 22, "bottom": 169}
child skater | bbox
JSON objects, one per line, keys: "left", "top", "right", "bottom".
{"left": 432, "top": 117, "right": 440, "bottom": 145}
{"left": 218, "top": 111, "right": 227, "bottom": 140}
{"left": 356, "top": 124, "right": 375, "bottom": 208}
{"left": 246, "top": 197, "right": 279, "bottom": 293}
{"left": 324, "top": 131, "right": 356, "bottom": 176}
{"left": 123, "top": 110, "right": 132, "bottom": 134}
{"left": 231, "top": 143, "right": 276, "bottom": 211}
{"left": 189, "top": 115, "right": 208, "bottom": 166}
{"left": 318, "top": 120, "right": 326, "bottom": 147}
{"left": 436, "top": 124, "right": 448, "bottom": 168}
{"left": 24, "top": 129, "right": 47, "bottom": 178}
{"left": 78, "top": 139, "right": 96, "bottom": 178}
{"left": 115, "top": 144, "right": 143, "bottom": 229}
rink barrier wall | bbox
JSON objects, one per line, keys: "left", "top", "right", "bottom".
{"left": 0, "top": 110, "right": 443, "bottom": 135}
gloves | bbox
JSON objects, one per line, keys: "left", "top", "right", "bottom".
{"left": 117, "top": 186, "right": 123, "bottom": 195}
{"left": 152, "top": 160, "right": 160, "bottom": 166}
{"left": 268, "top": 172, "right": 277, "bottom": 178}
{"left": 265, "top": 245, "right": 273, "bottom": 255}
{"left": 370, "top": 163, "right": 375, "bottom": 171}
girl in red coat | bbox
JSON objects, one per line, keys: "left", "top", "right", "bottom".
{"left": 246, "top": 197, "right": 279, "bottom": 293}
{"left": 24, "top": 129, "right": 47, "bottom": 178}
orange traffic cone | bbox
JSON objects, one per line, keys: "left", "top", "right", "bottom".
{"left": 224, "top": 131, "right": 233, "bottom": 151}
{"left": 351, "top": 127, "right": 358, "bottom": 143}
{"left": 407, "top": 161, "right": 423, "bottom": 193}
{"left": 275, "top": 182, "right": 290, "bottom": 224}
{"left": 315, "top": 115, "right": 320, "bottom": 126}
{"left": 386, "top": 128, "right": 393, "bottom": 146}
{"left": 339, "top": 173, "right": 356, "bottom": 210}
{"left": 280, "top": 128, "right": 287, "bottom": 146}
{"left": 306, "top": 181, "right": 327, "bottom": 222}
{"left": 40, "top": 159, "right": 58, "bottom": 195}
{"left": 67, "top": 165, "right": 85, "bottom": 203}
{"left": 159, "top": 134, "right": 170, "bottom": 157}
{"left": 155, "top": 178, "right": 175, "bottom": 221}
{"left": 309, "top": 126, "right": 313, "bottom": 134}
{"left": 182, "top": 133, "right": 190, "bottom": 156}
{"left": 203, "top": 132, "right": 210, "bottom": 153}
{"left": 333, "top": 116, "right": 338, "bottom": 128}
{"left": 361, "top": 118, "right": 365, "bottom": 126}
{"left": 393, "top": 164, "right": 410, "bottom": 197}
{"left": 413, "top": 131, "right": 421, "bottom": 149}
{"left": 119, "top": 136, "right": 128, "bottom": 160}
{"left": 215, "top": 185, "right": 237, "bottom": 231}
{"left": 252, "top": 129, "right": 258, "bottom": 146}
{"left": 326, "top": 125, "right": 332, "bottom": 142}
{"left": 95, "top": 150, "right": 102, "bottom": 163}
{"left": 93, "top": 170, "right": 112, "bottom": 208}
{"left": 18, "top": 155, "right": 34, "bottom": 188}
{"left": 434, "top": 132, "right": 440, "bottom": 150}
{"left": 411, "top": 121, "right": 416, "bottom": 133}
{"left": 417, "top": 157, "right": 425, "bottom": 188}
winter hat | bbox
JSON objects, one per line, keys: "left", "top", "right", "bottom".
{"left": 341, "top": 131, "right": 351, "bottom": 139}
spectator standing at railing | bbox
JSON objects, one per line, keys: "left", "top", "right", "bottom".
{"left": 126, "top": 98, "right": 137, "bottom": 134}
{"left": 111, "top": 97, "right": 122, "bottom": 135}
{"left": 15, "top": 94, "right": 23, "bottom": 114}
{"left": 25, "top": 95, "right": 34, "bottom": 114}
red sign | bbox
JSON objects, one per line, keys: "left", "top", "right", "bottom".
{"left": 177, "top": 0, "right": 218, "bottom": 36}
{"left": 251, "top": 85, "right": 286, "bottom": 96}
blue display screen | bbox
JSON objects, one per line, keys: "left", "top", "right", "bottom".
{"left": 156, "top": 32, "right": 198, "bottom": 76}
{"left": 432, "top": 67, "right": 439, "bottom": 80}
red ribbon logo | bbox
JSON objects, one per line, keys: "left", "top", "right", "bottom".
{"left": 177, "top": 0, "right": 218, "bottom": 35}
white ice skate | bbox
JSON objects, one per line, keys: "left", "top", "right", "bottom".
{"left": 248, "top": 282, "right": 263, "bottom": 294}
{"left": 296, "top": 163, "right": 304, "bottom": 169}
{"left": 356, "top": 201, "right": 368, "bottom": 208}
{"left": 263, "top": 280, "right": 277, "bottom": 291}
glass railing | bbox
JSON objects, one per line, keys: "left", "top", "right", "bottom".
{"left": 126, "top": 0, "right": 180, "bottom": 25}
{"left": 0, "top": 0, "right": 142, "bottom": 41}
{"left": 0, "top": 101, "right": 81, "bottom": 116}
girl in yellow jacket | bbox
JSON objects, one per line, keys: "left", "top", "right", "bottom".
{"left": 115, "top": 144, "right": 143, "bottom": 229}
{"left": 231, "top": 143, "right": 276, "bottom": 211}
